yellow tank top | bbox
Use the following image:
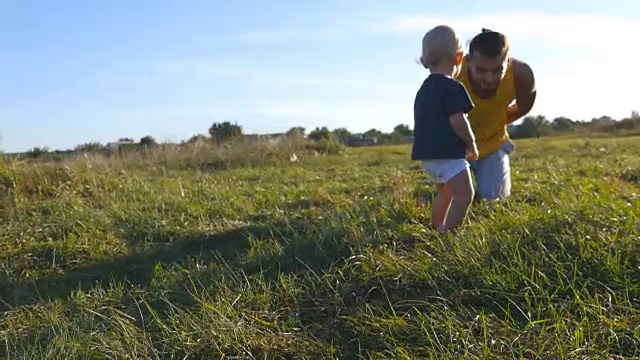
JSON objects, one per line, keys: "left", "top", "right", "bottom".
{"left": 455, "top": 57, "right": 516, "bottom": 158}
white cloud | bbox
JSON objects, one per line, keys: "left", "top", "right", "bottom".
{"left": 241, "top": 11, "right": 639, "bottom": 52}
{"left": 237, "top": 19, "right": 363, "bottom": 42}
{"left": 79, "top": 10, "right": 640, "bottom": 142}
{"left": 248, "top": 101, "right": 324, "bottom": 118}
{"left": 368, "top": 11, "right": 640, "bottom": 55}
{"left": 249, "top": 73, "right": 406, "bottom": 98}
{"left": 252, "top": 74, "right": 370, "bottom": 88}
{"left": 367, "top": 11, "right": 640, "bottom": 121}
{"left": 147, "top": 57, "right": 404, "bottom": 97}
{"left": 237, "top": 29, "right": 341, "bottom": 42}
{"left": 245, "top": 98, "right": 411, "bottom": 133}
{"left": 150, "top": 58, "right": 248, "bottom": 78}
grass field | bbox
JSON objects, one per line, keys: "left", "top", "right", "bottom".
{"left": 0, "top": 136, "right": 639, "bottom": 359}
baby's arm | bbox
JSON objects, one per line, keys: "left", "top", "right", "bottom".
{"left": 449, "top": 112, "right": 476, "bottom": 149}
{"left": 444, "top": 81, "right": 477, "bottom": 151}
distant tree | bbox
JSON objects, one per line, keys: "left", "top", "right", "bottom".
{"left": 589, "top": 116, "right": 616, "bottom": 132}
{"left": 590, "top": 116, "right": 614, "bottom": 124}
{"left": 188, "top": 134, "right": 209, "bottom": 144}
{"left": 208, "top": 121, "right": 243, "bottom": 143}
{"left": 631, "top": 110, "right": 640, "bottom": 119}
{"left": 140, "top": 135, "right": 157, "bottom": 147}
{"left": 285, "top": 127, "right": 306, "bottom": 138}
{"left": 613, "top": 118, "right": 640, "bottom": 131}
{"left": 551, "top": 116, "right": 575, "bottom": 132}
{"left": 118, "top": 138, "right": 135, "bottom": 143}
{"left": 513, "top": 115, "right": 550, "bottom": 138}
{"left": 332, "top": 127, "right": 352, "bottom": 141}
{"left": 363, "top": 128, "right": 383, "bottom": 138}
{"left": 308, "top": 126, "right": 332, "bottom": 141}
{"left": 393, "top": 124, "right": 413, "bottom": 136}
{"left": 75, "top": 142, "right": 103, "bottom": 153}
{"left": 26, "top": 146, "right": 49, "bottom": 159}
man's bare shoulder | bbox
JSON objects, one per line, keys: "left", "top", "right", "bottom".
{"left": 510, "top": 58, "right": 535, "bottom": 92}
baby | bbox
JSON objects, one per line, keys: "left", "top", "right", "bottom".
{"left": 411, "top": 25, "right": 479, "bottom": 234}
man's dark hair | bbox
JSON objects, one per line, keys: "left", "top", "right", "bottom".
{"left": 468, "top": 28, "right": 509, "bottom": 58}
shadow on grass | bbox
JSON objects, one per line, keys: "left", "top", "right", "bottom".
{"left": 248, "top": 210, "right": 640, "bottom": 357}
{"left": 0, "top": 226, "right": 252, "bottom": 311}
{"left": 2, "top": 210, "right": 639, "bottom": 357}
{"left": 0, "top": 213, "right": 359, "bottom": 358}
{"left": 321, "top": 245, "right": 640, "bottom": 357}
{"left": 0, "top": 216, "right": 353, "bottom": 313}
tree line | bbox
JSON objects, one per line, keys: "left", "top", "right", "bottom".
{"left": 510, "top": 111, "right": 640, "bottom": 139}
{"left": 20, "top": 122, "right": 415, "bottom": 158}
{"left": 8, "top": 111, "right": 640, "bottom": 159}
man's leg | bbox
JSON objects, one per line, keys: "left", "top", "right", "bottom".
{"left": 474, "top": 142, "right": 514, "bottom": 200}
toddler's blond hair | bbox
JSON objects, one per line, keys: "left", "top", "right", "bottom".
{"left": 420, "top": 25, "right": 462, "bottom": 69}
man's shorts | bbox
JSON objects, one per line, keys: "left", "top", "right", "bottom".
{"left": 421, "top": 158, "right": 469, "bottom": 185}
{"left": 468, "top": 140, "right": 516, "bottom": 200}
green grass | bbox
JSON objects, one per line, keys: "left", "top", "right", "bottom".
{"left": 0, "top": 136, "right": 639, "bottom": 359}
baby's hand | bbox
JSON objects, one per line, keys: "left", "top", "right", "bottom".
{"left": 467, "top": 143, "right": 479, "bottom": 160}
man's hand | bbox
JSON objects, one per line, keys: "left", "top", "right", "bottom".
{"left": 507, "top": 58, "right": 536, "bottom": 124}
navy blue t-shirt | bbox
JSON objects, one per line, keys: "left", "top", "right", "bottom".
{"left": 411, "top": 74, "right": 475, "bottom": 160}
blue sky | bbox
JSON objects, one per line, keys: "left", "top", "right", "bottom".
{"left": 2, "top": 0, "right": 639, "bottom": 152}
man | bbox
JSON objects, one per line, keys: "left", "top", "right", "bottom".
{"left": 455, "top": 28, "right": 537, "bottom": 200}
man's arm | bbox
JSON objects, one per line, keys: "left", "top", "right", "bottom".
{"left": 506, "top": 59, "right": 536, "bottom": 124}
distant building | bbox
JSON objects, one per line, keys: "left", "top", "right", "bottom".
{"left": 345, "top": 135, "right": 377, "bottom": 147}
{"left": 246, "top": 133, "right": 287, "bottom": 143}
{"left": 52, "top": 149, "right": 77, "bottom": 156}
{"left": 264, "top": 133, "right": 287, "bottom": 143}
{"left": 104, "top": 139, "right": 135, "bottom": 154}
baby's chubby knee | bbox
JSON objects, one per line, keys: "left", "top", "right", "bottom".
{"left": 451, "top": 180, "right": 474, "bottom": 204}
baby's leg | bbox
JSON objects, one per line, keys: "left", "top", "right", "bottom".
{"left": 431, "top": 183, "right": 452, "bottom": 228}
{"left": 442, "top": 167, "right": 474, "bottom": 231}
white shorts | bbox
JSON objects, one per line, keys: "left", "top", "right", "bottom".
{"left": 421, "top": 158, "right": 469, "bottom": 185}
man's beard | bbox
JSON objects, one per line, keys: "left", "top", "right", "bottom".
{"left": 472, "top": 81, "right": 499, "bottom": 98}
